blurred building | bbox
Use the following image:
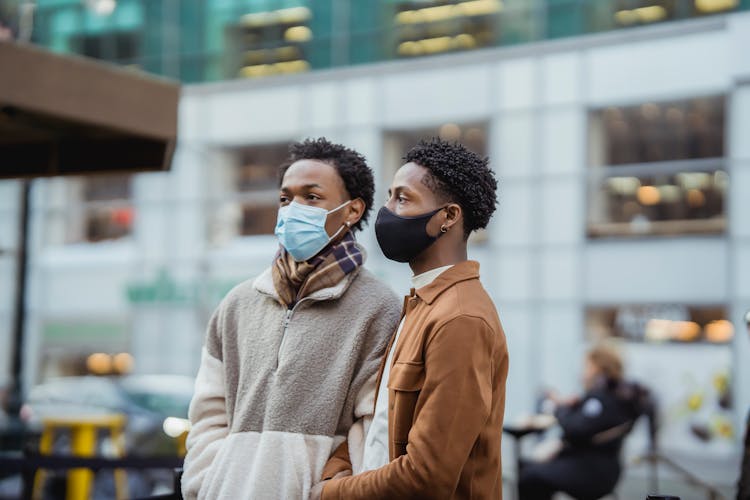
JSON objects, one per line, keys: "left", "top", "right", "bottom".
{"left": 1, "top": 0, "right": 750, "bottom": 489}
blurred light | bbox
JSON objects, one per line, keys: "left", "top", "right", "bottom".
{"left": 454, "top": 33, "right": 477, "bottom": 49}
{"left": 163, "top": 417, "right": 191, "bottom": 438}
{"left": 706, "top": 320, "right": 734, "bottom": 343}
{"left": 396, "top": 0, "right": 502, "bottom": 24}
{"left": 419, "top": 36, "right": 453, "bottom": 54}
{"left": 439, "top": 123, "right": 461, "bottom": 141}
{"left": 241, "top": 7, "right": 311, "bottom": 27}
{"left": 239, "top": 60, "right": 309, "bottom": 78}
{"left": 397, "top": 34, "right": 479, "bottom": 56}
{"left": 614, "top": 10, "right": 637, "bottom": 25}
{"left": 686, "top": 189, "right": 706, "bottom": 208}
{"left": 465, "top": 127, "right": 485, "bottom": 143}
{"left": 636, "top": 5, "right": 668, "bottom": 22}
{"left": 397, "top": 41, "right": 421, "bottom": 56}
{"left": 637, "top": 185, "right": 660, "bottom": 206}
{"left": 645, "top": 319, "right": 672, "bottom": 342}
{"left": 672, "top": 321, "right": 701, "bottom": 342}
{"left": 459, "top": 0, "right": 503, "bottom": 16}
{"left": 113, "top": 353, "right": 134, "bottom": 374}
{"left": 714, "top": 170, "right": 729, "bottom": 191}
{"left": 85, "top": 0, "right": 117, "bottom": 16}
{"left": 676, "top": 172, "right": 711, "bottom": 190}
{"left": 615, "top": 5, "right": 667, "bottom": 25}
{"left": 111, "top": 208, "right": 133, "bottom": 226}
{"left": 695, "top": 0, "right": 738, "bottom": 13}
{"left": 87, "top": 353, "right": 112, "bottom": 375}
{"left": 607, "top": 176, "right": 641, "bottom": 195}
{"left": 284, "top": 26, "right": 312, "bottom": 42}
{"left": 658, "top": 184, "right": 681, "bottom": 203}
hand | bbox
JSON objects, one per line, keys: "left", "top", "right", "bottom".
{"left": 310, "top": 470, "right": 351, "bottom": 500}
{"left": 309, "top": 481, "right": 326, "bottom": 500}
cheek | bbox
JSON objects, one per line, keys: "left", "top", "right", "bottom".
{"left": 324, "top": 210, "right": 347, "bottom": 235}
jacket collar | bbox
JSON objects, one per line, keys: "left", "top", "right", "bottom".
{"left": 252, "top": 264, "right": 361, "bottom": 303}
{"left": 413, "top": 260, "right": 480, "bottom": 305}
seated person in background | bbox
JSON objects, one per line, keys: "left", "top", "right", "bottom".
{"left": 737, "top": 310, "right": 750, "bottom": 500}
{"left": 519, "top": 345, "right": 645, "bottom": 500}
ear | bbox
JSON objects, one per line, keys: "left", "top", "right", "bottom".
{"left": 345, "top": 198, "right": 366, "bottom": 227}
{"left": 442, "top": 203, "right": 462, "bottom": 230}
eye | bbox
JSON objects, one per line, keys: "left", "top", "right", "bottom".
{"left": 306, "top": 193, "right": 321, "bottom": 201}
{"left": 279, "top": 195, "right": 290, "bottom": 204}
{"left": 396, "top": 194, "right": 407, "bottom": 204}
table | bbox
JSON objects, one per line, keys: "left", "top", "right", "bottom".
{"left": 502, "top": 414, "right": 556, "bottom": 500}
{"left": 33, "top": 414, "right": 128, "bottom": 500}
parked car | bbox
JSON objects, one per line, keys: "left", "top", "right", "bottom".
{"left": 20, "top": 374, "right": 194, "bottom": 498}
{"left": 23, "top": 374, "right": 193, "bottom": 456}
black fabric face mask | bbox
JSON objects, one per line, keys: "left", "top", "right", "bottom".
{"left": 374, "top": 206, "right": 445, "bottom": 263}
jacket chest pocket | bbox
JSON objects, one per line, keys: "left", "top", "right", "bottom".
{"left": 387, "top": 362, "right": 425, "bottom": 447}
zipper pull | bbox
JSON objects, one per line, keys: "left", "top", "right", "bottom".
{"left": 284, "top": 309, "right": 292, "bottom": 329}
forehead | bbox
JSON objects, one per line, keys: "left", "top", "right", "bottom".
{"left": 393, "top": 162, "right": 430, "bottom": 192}
{"left": 282, "top": 159, "right": 344, "bottom": 190}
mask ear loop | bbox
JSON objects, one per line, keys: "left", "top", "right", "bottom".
{"left": 327, "top": 201, "right": 354, "bottom": 244}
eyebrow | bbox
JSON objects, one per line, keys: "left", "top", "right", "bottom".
{"left": 280, "top": 183, "right": 323, "bottom": 191}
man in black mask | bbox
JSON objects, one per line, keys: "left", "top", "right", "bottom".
{"left": 314, "top": 138, "right": 509, "bottom": 499}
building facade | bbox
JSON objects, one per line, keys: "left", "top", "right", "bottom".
{"left": 1, "top": 0, "right": 749, "bottom": 491}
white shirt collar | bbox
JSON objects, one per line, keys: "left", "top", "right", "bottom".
{"left": 411, "top": 265, "right": 453, "bottom": 290}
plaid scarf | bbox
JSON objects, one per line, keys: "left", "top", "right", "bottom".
{"left": 271, "top": 231, "right": 364, "bottom": 307}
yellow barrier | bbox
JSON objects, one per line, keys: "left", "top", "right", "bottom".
{"left": 33, "top": 414, "right": 129, "bottom": 500}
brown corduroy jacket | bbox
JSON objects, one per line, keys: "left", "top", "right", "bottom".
{"left": 321, "top": 260, "right": 509, "bottom": 499}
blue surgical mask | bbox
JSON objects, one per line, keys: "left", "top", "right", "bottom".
{"left": 275, "top": 200, "right": 351, "bottom": 262}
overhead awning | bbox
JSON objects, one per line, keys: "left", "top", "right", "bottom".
{"left": 0, "top": 41, "right": 179, "bottom": 179}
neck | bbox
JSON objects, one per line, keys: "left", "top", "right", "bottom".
{"left": 409, "top": 244, "right": 467, "bottom": 276}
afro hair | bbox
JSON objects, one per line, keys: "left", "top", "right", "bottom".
{"left": 404, "top": 137, "right": 498, "bottom": 238}
{"left": 279, "top": 137, "right": 375, "bottom": 231}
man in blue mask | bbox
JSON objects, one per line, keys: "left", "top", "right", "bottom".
{"left": 182, "top": 138, "right": 401, "bottom": 499}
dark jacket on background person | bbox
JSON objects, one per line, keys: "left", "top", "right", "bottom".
{"left": 738, "top": 410, "right": 750, "bottom": 500}
{"left": 321, "top": 261, "right": 509, "bottom": 500}
{"left": 519, "top": 378, "right": 643, "bottom": 500}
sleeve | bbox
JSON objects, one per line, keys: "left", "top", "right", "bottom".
{"left": 737, "top": 410, "right": 750, "bottom": 500}
{"left": 555, "top": 392, "right": 621, "bottom": 444}
{"left": 322, "top": 296, "right": 400, "bottom": 480}
{"left": 322, "top": 315, "right": 500, "bottom": 500}
{"left": 321, "top": 372, "right": 377, "bottom": 479}
{"left": 181, "top": 310, "right": 229, "bottom": 500}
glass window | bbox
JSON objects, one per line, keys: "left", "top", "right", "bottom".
{"left": 210, "top": 143, "right": 287, "bottom": 243}
{"left": 587, "top": 96, "right": 727, "bottom": 238}
{"left": 383, "top": 122, "right": 489, "bottom": 243}
{"left": 52, "top": 174, "right": 135, "bottom": 244}
{"left": 586, "top": 304, "right": 733, "bottom": 344}
{"left": 69, "top": 31, "right": 140, "bottom": 64}
{"left": 392, "top": 0, "right": 502, "bottom": 59}
{"left": 225, "top": 4, "right": 312, "bottom": 79}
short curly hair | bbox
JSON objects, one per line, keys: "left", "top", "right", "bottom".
{"left": 404, "top": 138, "right": 498, "bottom": 238}
{"left": 279, "top": 137, "right": 375, "bottom": 231}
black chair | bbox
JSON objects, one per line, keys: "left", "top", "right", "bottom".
{"left": 134, "top": 468, "right": 182, "bottom": 500}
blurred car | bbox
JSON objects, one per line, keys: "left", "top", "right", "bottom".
{"left": 19, "top": 374, "right": 194, "bottom": 498}
{"left": 22, "top": 374, "right": 194, "bottom": 456}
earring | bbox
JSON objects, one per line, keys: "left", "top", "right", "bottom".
{"left": 346, "top": 221, "right": 351, "bottom": 227}
{"left": 440, "top": 225, "right": 448, "bottom": 233}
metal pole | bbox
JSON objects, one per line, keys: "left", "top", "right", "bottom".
{"left": 7, "top": 179, "right": 31, "bottom": 420}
